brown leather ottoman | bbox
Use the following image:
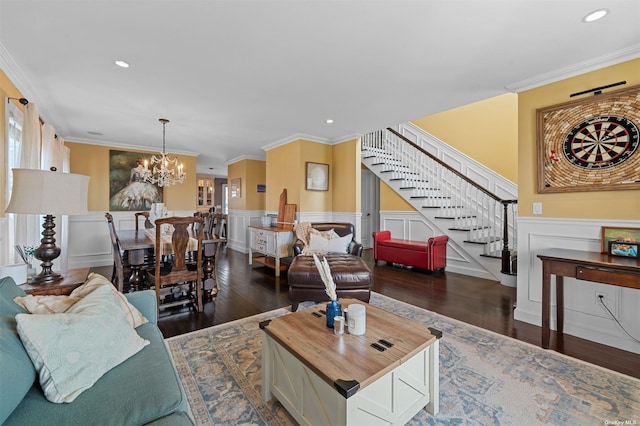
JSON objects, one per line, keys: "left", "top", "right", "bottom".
{"left": 287, "top": 254, "right": 372, "bottom": 311}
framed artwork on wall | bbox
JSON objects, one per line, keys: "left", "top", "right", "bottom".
{"left": 536, "top": 85, "right": 640, "bottom": 193}
{"left": 109, "top": 150, "right": 162, "bottom": 211}
{"left": 306, "top": 162, "right": 329, "bottom": 191}
{"left": 230, "top": 178, "right": 241, "bottom": 198}
{"left": 600, "top": 226, "right": 640, "bottom": 255}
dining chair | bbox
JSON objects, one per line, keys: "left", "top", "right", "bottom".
{"left": 147, "top": 216, "right": 204, "bottom": 314}
{"left": 105, "top": 213, "right": 126, "bottom": 292}
{"left": 134, "top": 211, "right": 153, "bottom": 230}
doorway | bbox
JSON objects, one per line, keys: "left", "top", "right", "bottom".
{"left": 360, "top": 168, "right": 380, "bottom": 248}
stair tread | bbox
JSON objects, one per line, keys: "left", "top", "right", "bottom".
{"left": 450, "top": 226, "right": 492, "bottom": 231}
{"left": 434, "top": 215, "right": 476, "bottom": 219}
{"left": 464, "top": 237, "right": 502, "bottom": 243}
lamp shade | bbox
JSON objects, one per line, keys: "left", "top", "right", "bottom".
{"left": 6, "top": 169, "right": 90, "bottom": 215}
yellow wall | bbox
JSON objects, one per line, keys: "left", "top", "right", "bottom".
{"left": 262, "top": 138, "right": 361, "bottom": 214}
{"left": 381, "top": 93, "right": 519, "bottom": 212}
{"left": 66, "top": 141, "right": 197, "bottom": 212}
{"left": 266, "top": 141, "right": 303, "bottom": 211}
{"left": 380, "top": 180, "right": 414, "bottom": 211}
{"left": 332, "top": 139, "right": 360, "bottom": 213}
{"left": 299, "top": 140, "right": 333, "bottom": 213}
{"left": 0, "top": 70, "right": 25, "bottom": 217}
{"left": 518, "top": 58, "right": 640, "bottom": 219}
{"left": 412, "top": 93, "right": 518, "bottom": 183}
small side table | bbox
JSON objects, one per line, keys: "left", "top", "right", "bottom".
{"left": 19, "top": 267, "right": 90, "bottom": 296}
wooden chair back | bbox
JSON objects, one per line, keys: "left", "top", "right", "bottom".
{"left": 134, "top": 211, "right": 153, "bottom": 230}
{"left": 105, "top": 213, "right": 125, "bottom": 292}
{"left": 152, "top": 216, "right": 204, "bottom": 313}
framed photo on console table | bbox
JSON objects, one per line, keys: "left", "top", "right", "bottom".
{"left": 600, "top": 226, "right": 640, "bottom": 255}
{"left": 536, "top": 85, "right": 640, "bottom": 193}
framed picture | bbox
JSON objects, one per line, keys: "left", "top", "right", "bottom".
{"left": 608, "top": 241, "right": 639, "bottom": 258}
{"left": 536, "top": 85, "right": 640, "bottom": 193}
{"left": 109, "top": 150, "right": 162, "bottom": 211}
{"left": 306, "top": 162, "right": 329, "bottom": 191}
{"left": 230, "top": 178, "right": 241, "bottom": 198}
{"left": 600, "top": 226, "right": 640, "bottom": 254}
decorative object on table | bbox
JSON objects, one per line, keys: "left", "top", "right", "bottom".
{"left": 260, "top": 216, "right": 271, "bottom": 227}
{"left": 109, "top": 149, "right": 162, "bottom": 211}
{"left": 536, "top": 84, "right": 640, "bottom": 193}
{"left": 600, "top": 226, "right": 640, "bottom": 254}
{"left": 347, "top": 303, "right": 366, "bottom": 335}
{"left": 6, "top": 168, "right": 89, "bottom": 284}
{"left": 608, "top": 240, "right": 639, "bottom": 258}
{"left": 305, "top": 162, "right": 329, "bottom": 191}
{"left": 139, "top": 118, "right": 186, "bottom": 187}
{"left": 15, "top": 245, "right": 36, "bottom": 276}
{"left": 312, "top": 253, "right": 342, "bottom": 328}
{"left": 230, "top": 178, "right": 241, "bottom": 198}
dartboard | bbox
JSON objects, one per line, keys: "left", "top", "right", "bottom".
{"left": 563, "top": 115, "right": 639, "bottom": 169}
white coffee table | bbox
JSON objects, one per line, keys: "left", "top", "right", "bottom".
{"left": 260, "top": 299, "right": 441, "bottom": 425}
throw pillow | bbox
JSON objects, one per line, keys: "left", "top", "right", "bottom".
{"left": 325, "top": 233, "right": 353, "bottom": 254}
{"left": 308, "top": 232, "right": 352, "bottom": 254}
{"left": 70, "top": 273, "right": 148, "bottom": 328}
{"left": 15, "top": 285, "right": 150, "bottom": 403}
{"left": 13, "top": 273, "right": 148, "bottom": 328}
{"left": 308, "top": 232, "right": 330, "bottom": 252}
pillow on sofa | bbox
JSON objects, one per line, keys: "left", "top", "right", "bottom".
{"left": 13, "top": 273, "right": 147, "bottom": 328}
{"left": 308, "top": 232, "right": 352, "bottom": 254}
{"left": 15, "top": 285, "right": 150, "bottom": 403}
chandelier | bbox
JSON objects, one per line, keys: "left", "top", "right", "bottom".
{"left": 142, "top": 118, "right": 186, "bottom": 187}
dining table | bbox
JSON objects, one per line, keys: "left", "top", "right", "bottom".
{"left": 117, "top": 228, "right": 222, "bottom": 292}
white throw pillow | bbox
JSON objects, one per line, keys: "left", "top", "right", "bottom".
{"left": 308, "top": 232, "right": 352, "bottom": 254}
{"left": 308, "top": 232, "right": 330, "bottom": 252}
{"left": 15, "top": 285, "right": 150, "bottom": 403}
{"left": 14, "top": 273, "right": 148, "bottom": 328}
{"left": 326, "top": 233, "right": 353, "bottom": 254}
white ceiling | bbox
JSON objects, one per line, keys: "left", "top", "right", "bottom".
{"left": 1, "top": 0, "right": 639, "bottom": 177}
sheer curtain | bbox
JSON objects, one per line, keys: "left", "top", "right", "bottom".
{"left": 14, "top": 102, "right": 41, "bottom": 252}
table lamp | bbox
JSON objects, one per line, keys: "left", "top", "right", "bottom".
{"left": 6, "top": 168, "right": 90, "bottom": 284}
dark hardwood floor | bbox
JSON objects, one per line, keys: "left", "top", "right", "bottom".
{"left": 94, "top": 246, "right": 640, "bottom": 379}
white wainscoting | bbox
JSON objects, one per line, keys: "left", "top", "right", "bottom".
{"left": 379, "top": 210, "right": 497, "bottom": 281}
{"left": 67, "top": 210, "right": 194, "bottom": 269}
{"left": 515, "top": 216, "right": 640, "bottom": 354}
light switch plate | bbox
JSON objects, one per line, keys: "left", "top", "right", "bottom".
{"left": 533, "top": 202, "right": 543, "bottom": 215}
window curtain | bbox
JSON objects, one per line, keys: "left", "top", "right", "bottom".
{"left": 14, "top": 102, "right": 42, "bottom": 252}
{"left": 1, "top": 100, "right": 23, "bottom": 265}
{"left": 41, "top": 124, "right": 71, "bottom": 271}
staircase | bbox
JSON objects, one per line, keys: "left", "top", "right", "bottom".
{"left": 361, "top": 125, "right": 518, "bottom": 285}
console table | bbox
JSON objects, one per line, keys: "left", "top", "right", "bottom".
{"left": 537, "top": 248, "right": 640, "bottom": 349}
{"left": 248, "top": 225, "right": 294, "bottom": 277}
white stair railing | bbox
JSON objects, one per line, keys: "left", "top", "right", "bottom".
{"left": 362, "top": 128, "right": 518, "bottom": 274}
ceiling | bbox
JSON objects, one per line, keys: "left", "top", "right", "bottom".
{"left": 1, "top": 1, "right": 639, "bottom": 177}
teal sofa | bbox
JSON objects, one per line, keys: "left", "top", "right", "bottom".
{"left": 0, "top": 276, "right": 193, "bottom": 425}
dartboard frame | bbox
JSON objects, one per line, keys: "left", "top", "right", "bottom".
{"left": 536, "top": 84, "right": 640, "bottom": 193}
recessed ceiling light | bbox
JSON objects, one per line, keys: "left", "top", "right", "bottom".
{"left": 582, "top": 9, "right": 608, "bottom": 23}
{"left": 114, "top": 59, "right": 130, "bottom": 68}
{"left": 326, "top": 119, "right": 334, "bottom": 124}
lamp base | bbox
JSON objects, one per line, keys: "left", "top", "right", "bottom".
{"left": 29, "top": 214, "right": 63, "bottom": 284}
{"left": 27, "top": 270, "right": 62, "bottom": 284}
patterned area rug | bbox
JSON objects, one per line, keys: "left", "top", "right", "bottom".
{"left": 166, "top": 293, "right": 640, "bottom": 425}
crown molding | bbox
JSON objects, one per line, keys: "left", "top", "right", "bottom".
{"left": 65, "top": 137, "right": 200, "bottom": 157}
{"left": 226, "top": 154, "right": 266, "bottom": 166}
{"left": 505, "top": 44, "right": 640, "bottom": 93}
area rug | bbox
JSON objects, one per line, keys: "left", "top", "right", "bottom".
{"left": 166, "top": 293, "right": 640, "bottom": 425}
